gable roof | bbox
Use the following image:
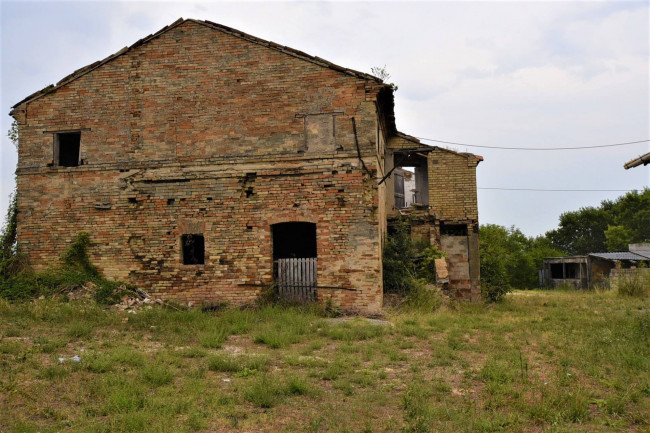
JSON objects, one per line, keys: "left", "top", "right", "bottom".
{"left": 10, "top": 18, "right": 386, "bottom": 113}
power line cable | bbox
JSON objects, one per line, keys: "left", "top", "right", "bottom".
{"left": 415, "top": 137, "right": 649, "bottom": 151}
{"left": 479, "top": 187, "right": 643, "bottom": 192}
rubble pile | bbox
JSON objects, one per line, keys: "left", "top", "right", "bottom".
{"left": 114, "top": 288, "right": 163, "bottom": 314}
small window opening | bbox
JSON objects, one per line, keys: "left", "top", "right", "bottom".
{"left": 182, "top": 234, "right": 205, "bottom": 265}
{"left": 550, "top": 263, "right": 564, "bottom": 279}
{"left": 55, "top": 132, "right": 81, "bottom": 167}
{"left": 167, "top": 198, "right": 175, "bottom": 205}
{"left": 128, "top": 197, "right": 137, "bottom": 204}
{"left": 441, "top": 224, "right": 468, "bottom": 236}
{"left": 245, "top": 187, "right": 254, "bottom": 198}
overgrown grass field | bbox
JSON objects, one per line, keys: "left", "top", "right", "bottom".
{"left": 1, "top": 290, "right": 649, "bottom": 432}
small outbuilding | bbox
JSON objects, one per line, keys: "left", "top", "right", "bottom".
{"left": 541, "top": 244, "right": 650, "bottom": 289}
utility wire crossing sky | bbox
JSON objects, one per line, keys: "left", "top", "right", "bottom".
{"left": 418, "top": 138, "right": 650, "bottom": 151}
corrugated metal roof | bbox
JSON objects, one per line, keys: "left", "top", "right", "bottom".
{"left": 589, "top": 252, "right": 649, "bottom": 261}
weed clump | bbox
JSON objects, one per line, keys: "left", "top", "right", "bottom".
{"left": 402, "top": 380, "right": 434, "bottom": 433}
{"left": 0, "top": 231, "right": 134, "bottom": 304}
{"left": 242, "top": 373, "right": 314, "bottom": 408}
{"left": 207, "top": 354, "right": 270, "bottom": 373}
{"left": 617, "top": 270, "right": 650, "bottom": 297}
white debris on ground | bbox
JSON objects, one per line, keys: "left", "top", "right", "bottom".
{"left": 52, "top": 282, "right": 166, "bottom": 313}
{"left": 58, "top": 355, "right": 81, "bottom": 363}
{"left": 113, "top": 288, "right": 164, "bottom": 314}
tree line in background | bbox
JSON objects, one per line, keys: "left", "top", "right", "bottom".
{"left": 546, "top": 188, "right": 650, "bottom": 255}
{"left": 480, "top": 188, "right": 650, "bottom": 295}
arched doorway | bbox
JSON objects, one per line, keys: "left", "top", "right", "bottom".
{"left": 271, "top": 222, "right": 317, "bottom": 303}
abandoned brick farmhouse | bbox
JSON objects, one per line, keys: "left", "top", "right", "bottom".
{"left": 10, "top": 19, "right": 482, "bottom": 314}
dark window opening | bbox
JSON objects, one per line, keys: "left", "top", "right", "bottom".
{"left": 565, "top": 263, "right": 578, "bottom": 279}
{"left": 55, "top": 132, "right": 81, "bottom": 167}
{"left": 272, "top": 222, "right": 317, "bottom": 260}
{"left": 245, "top": 187, "right": 254, "bottom": 198}
{"left": 387, "top": 221, "right": 411, "bottom": 237}
{"left": 441, "top": 224, "right": 468, "bottom": 236}
{"left": 182, "top": 234, "right": 205, "bottom": 265}
{"left": 550, "top": 263, "right": 563, "bottom": 279}
{"left": 128, "top": 197, "right": 137, "bottom": 204}
{"left": 167, "top": 198, "right": 175, "bottom": 205}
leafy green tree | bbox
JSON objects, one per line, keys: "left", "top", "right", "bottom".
{"left": 547, "top": 189, "right": 650, "bottom": 254}
{"left": 546, "top": 207, "right": 610, "bottom": 255}
{"left": 606, "top": 189, "right": 650, "bottom": 246}
{"left": 604, "top": 225, "right": 633, "bottom": 251}
{"left": 479, "top": 224, "right": 512, "bottom": 301}
{"left": 479, "top": 224, "right": 564, "bottom": 298}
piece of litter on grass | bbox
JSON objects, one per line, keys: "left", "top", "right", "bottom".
{"left": 58, "top": 355, "right": 81, "bottom": 363}
{"left": 222, "top": 378, "right": 231, "bottom": 382}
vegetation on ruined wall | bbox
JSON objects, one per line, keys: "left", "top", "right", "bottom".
{"left": 383, "top": 217, "right": 445, "bottom": 309}
{"left": 0, "top": 232, "right": 132, "bottom": 304}
{"left": 479, "top": 224, "right": 565, "bottom": 300}
{"left": 0, "top": 189, "right": 18, "bottom": 278}
{"left": 1, "top": 121, "right": 20, "bottom": 284}
{"left": 371, "top": 65, "right": 399, "bottom": 92}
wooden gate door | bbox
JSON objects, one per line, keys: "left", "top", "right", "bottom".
{"left": 275, "top": 258, "right": 317, "bottom": 303}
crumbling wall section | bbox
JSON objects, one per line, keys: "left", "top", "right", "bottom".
{"left": 428, "top": 149, "right": 479, "bottom": 223}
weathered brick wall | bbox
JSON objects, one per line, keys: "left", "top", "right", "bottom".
{"left": 440, "top": 232, "right": 480, "bottom": 301}
{"left": 13, "top": 20, "right": 384, "bottom": 313}
{"left": 428, "top": 149, "right": 479, "bottom": 223}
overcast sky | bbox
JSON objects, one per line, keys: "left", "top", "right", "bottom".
{"left": 1, "top": 1, "right": 648, "bottom": 237}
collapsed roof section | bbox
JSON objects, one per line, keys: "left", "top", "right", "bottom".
{"left": 389, "top": 131, "right": 483, "bottom": 163}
